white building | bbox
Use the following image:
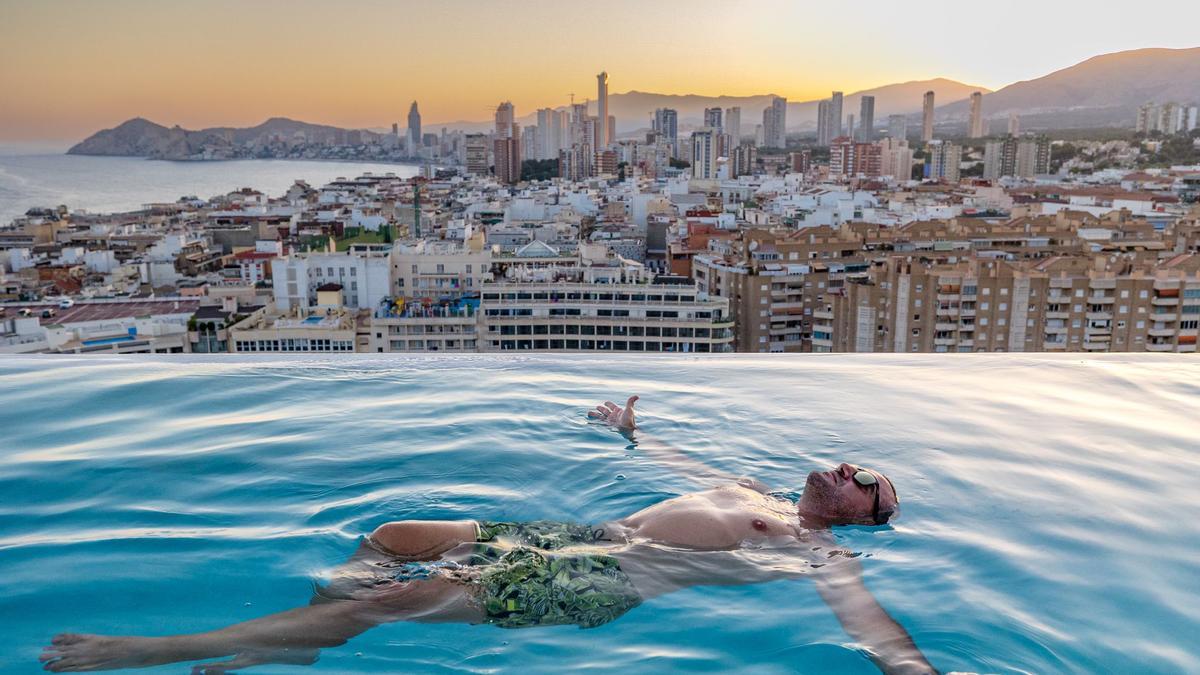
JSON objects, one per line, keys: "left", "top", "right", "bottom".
{"left": 272, "top": 246, "right": 391, "bottom": 312}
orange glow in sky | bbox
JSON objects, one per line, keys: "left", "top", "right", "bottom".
{"left": 2, "top": 0, "right": 1198, "bottom": 141}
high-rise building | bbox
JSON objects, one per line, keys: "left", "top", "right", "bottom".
{"left": 829, "top": 137, "right": 855, "bottom": 178}
{"left": 558, "top": 143, "right": 594, "bottom": 181}
{"left": 494, "top": 134, "right": 521, "bottom": 184}
{"left": 968, "top": 92, "right": 984, "bottom": 138}
{"left": 407, "top": 101, "right": 422, "bottom": 155}
{"left": 607, "top": 115, "right": 616, "bottom": 149}
{"left": 725, "top": 107, "right": 741, "bottom": 143}
{"left": 495, "top": 101, "right": 515, "bottom": 139}
{"left": 596, "top": 72, "right": 610, "bottom": 149}
{"left": 788, "top": 149, "right": 811, "bottom": 174}
{"left": 984, "top": 135, "right": 1050, "bottom": 180}
{"left": 887, "top": 114, "right": 908, "bottom": 141}
{"left": 922, "top": 91, "right": 936, "bottom": 142}
{"left": 732, "top": 143, "right": 757, "bottom": 178}
{"left": 653, "top": 108, "right": 678, "bottom": 157}
{"left": 859, "top": 96, "right": 875, "bottom": 142}
{"left": 762, "top": 96, "right": 787, "bottom": 148}
{"left": 846, "top": 114, "right": 856, "bottom": 143}
{"left": 830, "top": 91, "right": 844, "bottom": 140}
{"left": 521, "top": 125, "right": 539, "bottom": 165}
{"left": 464, "top": 134, "right": 490, "bottom": 176}
{"left": 391, "top": 122, "right": 399, "bottom": 136}
{"left": 1014, "top": 135, "right": 1051, "bottom": 178}
{"left": 816, "top": 99, "right": 835, "bottom": 145}
{"left": 924, "top": 140, "right": 960, "bottom": 182}
{"left": 704, "top": 107, "right": 723, "bottom": 130}
{"left": 691, "top": 129, "right": 718, "bottom": 180}
{"left": 537, "top": 108, "right": 555, "bottom": 160}
{"left": 555, "top": 110, "right": 570, "bottom": 151}
{"left": 1008, "top": 113, "right": 1021, "bottom": 136}
{"left": 876, "top": 137, "right": 913, "bottom": 180}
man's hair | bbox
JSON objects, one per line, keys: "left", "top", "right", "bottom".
{"left": 874, "top": 472, "right": 899, "bottom": 525}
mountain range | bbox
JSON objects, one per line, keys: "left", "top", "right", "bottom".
{"left": 69, "top": 46, "right": 1200, "bottom": 159}
{"left": 935, "top": 47, "right": 1200, "bottom": 130}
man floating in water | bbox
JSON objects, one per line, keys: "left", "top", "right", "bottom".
{"left": 40, "top": 395, "right": 936, "bottom": 674}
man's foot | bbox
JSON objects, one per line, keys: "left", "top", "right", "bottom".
{"left": 39, "top": 633, "right": 174, "bottom": 672}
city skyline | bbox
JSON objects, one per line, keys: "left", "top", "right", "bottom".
{"left": 3, "top": 0, "right": 1200, "bottom": 142}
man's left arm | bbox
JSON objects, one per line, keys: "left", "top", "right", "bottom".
{"left": 811, "top": 556, "right": 938, "bottom": 675}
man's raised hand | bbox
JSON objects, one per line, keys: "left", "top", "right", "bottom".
{"left": 588, "top": 395, "right": 638, "bottom": 431}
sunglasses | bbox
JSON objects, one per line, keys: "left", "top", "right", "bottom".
{"left": 853, "top": 467, "right": 897, "bottom": 525}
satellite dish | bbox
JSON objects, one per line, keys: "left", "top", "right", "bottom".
{"left": 748, "top": 240, "right": 759, "bottom": 251}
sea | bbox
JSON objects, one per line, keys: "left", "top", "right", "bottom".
{"left": 1, "top": 354, "right": 1198, "bottom": 674}
{"left": 0, "top": 149, "right": 421, "bottom": 225}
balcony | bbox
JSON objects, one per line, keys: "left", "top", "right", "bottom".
{"left": 936, "top": 307, "right": 959, "bottom": 317}
{"left": 813, "top": 309, "right": 833, "bottom": 320}
{"left": 959, "top": 309, "right": 976, "bottom": 317}
{"left": 934, "top": 337, "right": 957, "bottom": 346}
{"left": 1085, "top": 311, "right": 1112, "bottom": 321}
{"left": 1145, "top": 342, "right": 1175, "bottom": 352}
{"left": 1083, "top": 342, "right": 1110, "bottom": 351}
{"left": 1043, "top": 341, "right": 1067, "bottom": 350}
{"left": 1044, "top": 311, "right": 1069, "bottom": 320}
{"left": 1152, "top": 296, "right": 1179, "bottom": 306}
{"left": 1044, "top": 326, "right": 1068, "bottom": 335}
{"left": 1088, "top": 279, "right": 1117, "bottom": 290}
{"left": 1148, "top": 327, "right": 1176, "bottom": 338}
{"left": 1087, "top": 295, "right": 1114, "bottom": 305}
{"left": 1049, "top": 278, "right": 1074, "bottom": 289}
{"left": 1151, "top": 313, "right": 1177, "bottom": 322}
{"left": 936, "top": 322, "right": 959, "bottom": 331}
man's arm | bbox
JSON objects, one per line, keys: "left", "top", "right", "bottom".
{"left": 588, "top": 395, "right": 743, "bottom": 487}
{"left": 811, "top": 555, "right": 938, "bottom": 675}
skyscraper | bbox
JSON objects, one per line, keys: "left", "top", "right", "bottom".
{"left": 596, "top": 72, "right": 609, "bottom": 149}
{"left": 495, "top": 101, "right": 515, "bottom": 139}
{"left": 1008, "top": 112, "right": 1021, "bottom": 136}
{"left": 494, "top": 102, "right": 520, "bottom": 184}
{"left": 536, "top": 108, "right": 555, "bottom": 160}
{"left": 817, "top": 100, "right": 834, "bottom": 146}
{"left": 830, "top": 91, "right": 844, "bottom": 139}
{"left": 763, "top": 96, "right": 787, "bottom": 148}
{"left": 704, "top": 107, "right": 723, "bottom": 130}
{"left": 924, "top": 140, "right": 960, "bottom": 182}
{"left": 725, "top": 107, "right": 741, "bottom": 143}
{"left": 691, "top": 129, "right": 718, "bottom": 180}
{"left": 407, "top": 101, "right": 422, "bottom": 155}
{"left": 968, "top": 92, "right": 984, "bottom": 138}
{"left": 922, "top": 91, "right": 935, "bottom": 143}
{"left": 887, "top": 114, "right": 907, "bottom": 141}
{"left": 859, "top": 95, "right": 875, "bottom": 142}
{"left": 464, "top": 134, "right": 490, "bottom": 176}
{"left": 653, "top": 108, "right": 678, "bottom": 158}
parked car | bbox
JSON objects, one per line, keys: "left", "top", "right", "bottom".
{"left": 58, "top": 297, "right": 75, "bottom": 309}
{"left": 40, "top": 308, "right": 56, "bottom": 319}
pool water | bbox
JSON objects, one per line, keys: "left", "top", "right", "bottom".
{"left": 1, "top": 354, "right": 1198, "bottom": 674}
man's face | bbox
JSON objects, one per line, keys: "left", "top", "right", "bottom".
{"left": 800, "top": 463, "right": 898, "bottom": 525}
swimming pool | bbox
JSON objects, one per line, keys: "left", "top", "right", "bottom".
{"left": 1, "top": 354, "right": 1197, "bottom": 673}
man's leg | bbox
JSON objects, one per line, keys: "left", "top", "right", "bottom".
{"left": 40, "top": 577, "right": 481, "bottom": 672}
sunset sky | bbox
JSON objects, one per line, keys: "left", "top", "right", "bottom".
{"left": 2, "top": 0, "right": 1199, "bottom": 142}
